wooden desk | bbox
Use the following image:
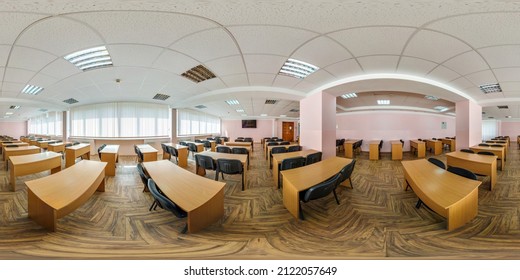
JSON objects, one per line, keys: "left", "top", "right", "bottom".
{"left": 136, "top": 144, "right": 158, "bottom": 162}
{"left": 25, "top": 160, "right": 106, "bottom": 231}
{"left": 143, "top": 160, "right": 225, "bottom": 233}
{"left": 195, "top": 151, "right": 248, "bottom": 188}
{"left": 409, "top": 140, "right": 426, "bottom": 158}
{"left": 266, "top": 144, "right": 299, "bottom": 166}
{"left": 369, "top": 140, "right": 380, "bottom": 160}
{"left": 263, "top": 141, "right": 286, "bottom": 155}
{"left": 8, "top": 152, "right": 62, "bottom": 191}
{"left": 217, "top": 144, "right": 251, "bottom": 153}
{"left": 272, "top": 149, "right": 319, "bottom": 188}
{"left": 162, "top": 143, "right": 189, "bottom": 168}
{"left": 36, "top": 140, "right": 55, "bottom": 149}
{"left": 441, "top": 138, "right": 456, "bottom": 152}
{"left": 185, "top": 141, "right": 205, "bottom": 152}
{"left": 226, "top": 141, "right": 254, "bottom": 152}
{"left": 281, "top": 157, "right": 353, "bottom": 219}
{"left": 469, "top": 146, "right": 505, "bottom": 171}
{"left": 484, "top": 141, "right": 508, "bottom": 154}
{"left": 47, "top": 142, "right": 69, "bottom": 153}
{"left": 402, "top": 159, "right": 481, "bottom": 231}
{"left": 2, "top": 142, "right": 29, "bottom": 159}
{"left": 4, "top": 145, "right": 40, "bottom": 165}
{"left": 100, "top": 145, "right": 119, "bottom": 176}
{"left": 391, "top": 140, "right": 403, "bottom": 160}
{"left": 446, "top": 151, "right": 497, "bottom": 191}
{"left": 426, "top": 140, "right": 442, "bottom": 155}
{"left": 209, "top": 140, "right": 217, "bottom": 152}
{"left": 343, "top": 140, "right": 359, "bottom": 159}
{"left": 65, "top": 143, "right": 91, "bottom": 168}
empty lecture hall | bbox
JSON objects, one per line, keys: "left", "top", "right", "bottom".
{"left": 1, "top": 0, "right": 520, "bottom": 275}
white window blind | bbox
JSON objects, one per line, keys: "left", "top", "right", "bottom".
{"left": 28, "top": 111, "right": 63, "bottom": 136}
{"left": 482, "top": 120, "right": 498, "bottom": 140}
{"left": 70, "top": 102, "right": 169, "bottom": 137}
{"left": 177, "top": 109, "right": 220, "bottom": 136}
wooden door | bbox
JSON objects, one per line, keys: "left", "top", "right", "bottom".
{"left": 282, "top": 122, "right": 294, "bottom": 142}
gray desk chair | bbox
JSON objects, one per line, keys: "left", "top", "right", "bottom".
{"left": 298, "top": 173, "right": 341, "bottom": 220}
{"left": 216, "top": 158, "right": 245, "bottom": 191}
{"left": 147, "top": 179, "right": 187, "bottom": 233}
{"left": 278, "top": 156, "right": 306, "bottom": 189}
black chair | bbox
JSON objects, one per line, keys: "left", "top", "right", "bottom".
{"left": 336, "top": 159, "right": 356, "bottom": 189}
{"left": 266, "top": 139, "right": 275, "bottom": 143}
{"left": 73, "top": 141, "right": 80, "bottom": 145}
{"left": 179, "top": 141, "right": 187, "bottom": 146}
{"left": 460, "top": 149, "right": 474, "bottom": 153}
{"left": 147, "top": 179, "right": 187, "bottom": 233}
{"left": 216, "top": 158, "right": 245, "bottom": 191}
{"left": 232, "top": 147, "right": 249, "bottom": 167}
{"left": 187, "top": 142, "right": 198, "bottom": 159}
{"left": 160, "top": 143, "right": 170, "bottom": 160}
{"left": 237, "top": 137, "right": 244, "bottom": 140}
{"left": 299, "top": 173, "right": 341, "bottom": 220}
{"left": 137, "top": 163, "right": 150, "bottom": 192}
{"left": 267, "top": 142, "right": 278, "bottom": 146}
{"left": 427, "top": 158, "right": 445, "bottom": 169}
{"left": 244, "top": 137, "right": 253, "bottom": 142}
{"left": 65, "top": 143, "right": 73, "bottom": 147}
{"left": 195, "top": 154, "right": 218, "bottom": 180}
{"left": 378, "top": 140, "right": 383, "bottom": 159}
{"left": 202, "top": 140, "right": 212, "bottom": 151}
{"left": 5, "top": 145, "right": 18, "bottom": 148}
{"left": 136, "top": 148, "right": 144, "bottom": 163}
{"left": 278, "top": 156, "right": 306, "bottom": 188}
{"left": 194, "top": 139, "right": 202, "bottom": 143}
{"left": 270, "top": 146, "right": 287, "bottom": 168}
{"left": 305, "top": 152, "right": 322, "bottom": 165}
{"left": 167, "top": 146, "right": 179, "bottom": 163}
{"left": 235, "top": 139, "right": 244, "bottom": 142}
{"left": 280, "top": 141, "right": 290, "bottom": 145}
{"left": 399, "top": 139, "right": 404, "bottom": 147}
{"left": 97, "top": 143, "right": 107, "bottom": 156}
{"left": 287, "top": 145, "right": 302, "bottom": 152}
{"left": 491, "top": 144, "right": 503, "bottom": 148}
{"left": 216, "top": 146, "right": 232, "bottom": 153}
{"left": 447, "top": 166, "right": 477, "bottom": 180}
{"left": 477, "top": 151, "right": 495, "bottom": 156}
{"left": 478, "top": 143, "right": 490, "bottom": 147}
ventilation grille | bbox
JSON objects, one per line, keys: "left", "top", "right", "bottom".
{"left": 181, "top": 65, "right": 216, "bottom": 83}
{"left": 497, "top": 105, "right": 508, "bottom": 109}
{"left": 9, "top": 105, "right": 20, "bottom": 109}
{"left": 488, "top": 117, "right": 494, "bottom": 119}
{"left": 265, "top": 99, "right": 278, "bottom": 104}
{"left": 195, "top": 105, "right": 207, "bottom": 109}
{"left": 153, "top": 93, "right": 170, "bottom": 101}
{"left": 39, "top": 108, "right": 48, "bottom": 112}
{"left": 479, "top": 83, "right": 502, "bottom": 94}
{"left": 289, "top": 109, "right": 299, "bottom": 112}
{"left": 63, "top": 98, "right": 79, "bottom": 104}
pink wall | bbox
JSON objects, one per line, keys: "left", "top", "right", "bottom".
{"left": 500, "top": 121, "right": 520, "bottom": 141}
{"left": 456, "top": 100, "right": 482, "bottom": 149}
{"left": 336, "top": 111, "right": 456, "bottom": 152}
{"left": 221, "top": 119, "right": 276, "bottom": 142}
{"left": 0, "top": 121, "right": 27, "bottom": 139}
{"left": 300, "top": 91, "right": 336, "bottom": 159}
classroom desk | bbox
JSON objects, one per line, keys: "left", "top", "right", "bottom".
{"left": 226, "top": 141, "right": 254, "bottom": 152}
{"left": 441, "top": 138, "right": 456, "bottom": 152}
{"left": 1, "top": 142, "right": 29, "bottom": 158}
{"left": 272, "top": 149, "right": 319, "bottom": 188}
{"left": 263, "top": 141, "right": 286, "bottom": 155}
{"left": 25, "top": 160, "right": 106, "bottom": 231}
{"left": 47, "top": 142, "right": 69, "bottom": 153}
{"left": 143, "top": 160, "right": 225, "bottom": 233}
{"left": 426, "top": 139, "right": 442, "bottom": 155}
{"left": 281, "top": 157, "right": 353, "bottom": 219}
{"left": 209, "top": 140, "right": 217, "bottom": 152}
{"left": 484, "top": 141, "right": 508, "bottom": 154}
{"left": 185, "top": 141, "right": 205, "bottom": 152}
{"left": 343, "top": 140, "right": 360, "bottom": 159}
{"left": 8, "top": 152, "right": 62, "bottom": 191}
{"left": 266, "top": 144, "right": 299, "bottom": 166}
{"left": 36, "top": 140, "right": 55, "bottom": 149}
{"left": 391, "top": 140, "right": 403, "bottom": 160}
{"left": 369, "top": 140, "right": 381, "bottom": 160}
{"left": 136, "top": 144, "right": 158, "bottom": 162}
{"left": 195, "top": 151, "right": 248, "bottom": 188}
{"left": 469, "top": 145, "right": 505, "bottom": 171}
{"left": 492, "top": 137, "right": 510, "bottom": 147}
{"left": 162, "top": 143, "right": 189, "bottom": 168}
{"left": 65, "top": 143, "right": 91, "bottom": 168}
{"left": 100, "top": 145, "right": 119, "bottom": 176}
{"left": 446, "top": 151, "right": 497, "bottom": 191}
{"left": 4, "top": 145, "right": 40, "bottom": 165}
{"left": 402, "top": 159, "right": 481, "bottom": 231}
{"left": 409, "top": 140, "right": 426, "bottom": 158}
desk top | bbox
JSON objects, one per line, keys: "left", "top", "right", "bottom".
{"left": 1, "top": 142, "right": 28, "bottom": 146}
{"left": 344, "top": 139, "right": 360, "bottom": 144}
{"left": 5, "top": 145, "right": 40, "bottom": 152}
{"left": 48, "top": 142, "right": 68, "bottom": 147}
{"left": 217, "top": 144, "right": 251, "bottom": 151}
{"left": 446, "top": 151, "right": 497, "bottom": 164}
{"left": 390, "top": 140, "right": 403, "bottom": 145}
{"left": 143, "top": 160, "right": 225, "bottom": 212}
{"left": 197, "top": 151, "right": 247, "bottom": 163}
{"left": 163, "top": 143, "right": 188, "bottom": 150}
{"left": 9, "top": 151, "right": 61, "bottom": 165}
{"left": 272, "top": 149, "right": 319, "bottom": 163}
{"left": 66, "top": 143, "right": 90, "bottom": 151}
{"left": 470, "top": 145, "right": 504, "bottom": 152}
{"left": 25, "top": 160, "right": 107, "bottom": 210}
{"left": 401, "top": 159, "right": 481, "bottom": 209}
{"left": 368, "top": 140, "right": 381, "bottom": 145}
{"left": 136, "top": 144, "right": 158, "bottom": 153}
{"left": 281, "top": 157, "right": 352, "bottom": 192}
{"left": 426, "top": 139, "right": 441, "bottom": 143}
{"left": 226, "top": 141, "right": 253, "bottom": 145}
{"left": 100, "top": 144, "right": 119, "bottom": 154}
{"left": 37, "top": 140, "right": 55, "bottom": 143}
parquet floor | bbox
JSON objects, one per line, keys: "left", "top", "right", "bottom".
{"left": 1, "top": 144, "right": 520, "bottom": 259}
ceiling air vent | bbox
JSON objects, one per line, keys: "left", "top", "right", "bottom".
{"left": 479, "top": 83, "right": 502, "bottom": 94}
{"left": 265, "top": 99, "right": 278, "bottom": 105}
{"left": 63, "top": 98, "right": 78, "bottom": 104}
{"left": 39, "top": 109, "right": 48, "bottom": 112}
{"left": 289, "top": 109, "right": 299, "bottom": 112}
{"left": 9, "top": 105, "right": 20, "bottom": 109}
{"left": 488, "top": 117, "right": 494, "bottom": 119}
{"left": 195, "top": 105, "right": 207, "bottom": 109}
{"left": 497, "top": 105, "right": 508, "bottom": 109}
{"left": 181, "top": 65, "right": 216, "bottom": 83}
{"left": 153, "top": 93, "right": 170, "bottom": 101}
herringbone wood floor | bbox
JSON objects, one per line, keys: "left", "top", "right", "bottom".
{"left": 1, "top": 143, "right": 520, "bottom": 259}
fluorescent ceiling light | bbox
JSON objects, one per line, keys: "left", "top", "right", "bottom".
{"left": 434, "top": 106, "right": 449, "bottom": 112}
{"left": 278, "top": 58, "right": 318, "bottom": 79}
{"left": 64, "top": 46, "right": 113, "bottom": 71}
{"left": 260, "top": 114, "right": 267, "bottom": 117}
{"left": 341, "top": 93, "right": 358, "bottom": 99}
{"left": 506, "top": 116, "right": 512, "bottom": 118}
{"left": 280, "top": 114, "right": 287, "bottom": 117}
{"left": 479, "top": 83, "right": 502, "bottom": 94}
{"left": 225, "top": 99, "right": 239, "bottom": 105}
{"left": 5, "top": 112, "right": 13, "bottom": 115}
{"left": 424, "top": 95, "right": 439, "bottom": 100}
{"left": 377, "top": 100, "right": 390, "bottom": 105}
{"left": 236, "top": 109, "right": 245, "bottom": 113}
{"left": 181, "top": 65, "right": 216, "bottom": 83}
{"left": 22, "top": 84, "right": 44, "bottom": 95}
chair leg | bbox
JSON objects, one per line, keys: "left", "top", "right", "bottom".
{"left": 415, "top": 199, "right": 423, "bottom": 209}
{"left": 242, "top": 173, "right": 245, "bottom": 191}
{"left": 405, "top": 180, "right": 411, "bottom": 191}
{"left": 214, "top": 170, "right": 219, "bottom": 181}
{"left": 348, "top": 177, "right": 354, "bottom": 189}
{"left": 278, "top": 172, "right": 282, "bottom": 189}
{"left": 333, "top": 189, "right": 340, "bottom": 205}
{"left": 181, "top": 224, "right": 188, "bottom": 234}
{"left": 299, "top": 202, "right": 305, "bottom": 220}
{"left": 149, "top": 200, "right": 156, "bottom": 211}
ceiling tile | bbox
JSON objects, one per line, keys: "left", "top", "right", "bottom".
{"left": 404, "top": 30, "right": 471, "bottom": 63}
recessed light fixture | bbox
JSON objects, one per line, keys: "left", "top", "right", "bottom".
{"left": 289, "top": 109, "right": 299, "bottom": 112}
{"left": 279, "top": 58, "right": 319, "bottom": 79}
{"left": 225, "top": 99, "right": 240, "bottom": 105}
{"left": 153, "top": 93, "right": 170, "bottom": 101}
{"left": 280, "top": 114, "right": 287, "bottom": 117}
{"left": 341, "top": 93, "right": 358, "bottom": 99}
{"left": 64, "top": 46, "right": 113, "bottom": 71}
{"left": 377, "top": 100, "right": 390, "bottom": 105}
{"left": 488, "top": 116, "right": 494, "bottom": 119}
{"left": 5, "top": 112, "right": 13, "bottom": 115}
{"left": 194, "top": 105, "right": 207, "bottom": 109}
{"left": 497, "top": 105, "right": 508, "bottom": 109}
{"left": 22, "top": 84, "right": 44, "bottom": 95}
{"left": 479, "top": 83, "right": 502, "bottom": 94}
{"left": 265, "top": 99, "right": 279, "bottom": 105}
{"left": 38, "top": 109, "right": 48, "bottom": 112}
{"left": 63, "top": 98, "right": 79, "bottom": 104}
{"left": 9, "top": 105, "right": 20, "bottom": 109}
{"left": 181, "top": 65, "right": 216, "bottom": 83}
{"left": 506, "top": 116, "right": 512, "bottom": 118}
{"left": 260, "top": 114, "right": 268, "bottom": 117}
{"left": 236, "top": 109, "right": 245, "bottom": 113}
{"left": 425, "top": 95, "right": 439, "bottom": 101}
{"left": 434, "top": 106, "right": 449, "bottom": 112}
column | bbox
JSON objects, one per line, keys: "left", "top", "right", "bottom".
{"left": 456, "top": 100, "right": 482, "bottom": 149}
{"left": 62, "top": 111, "right": 67, "bottom": 142}
{"left": 300, "top": 91, "right": 336, "bottom": 159}
{"left": 171, "top": 108, "right": 177, "bottom": 144}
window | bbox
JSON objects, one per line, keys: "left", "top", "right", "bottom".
{"left": 177, "top": 109, "right": 220, "bottom": 136}
{"left": 28, "top": 111, "right": 63, "bottom": 136}
{"left": 482, "top": 120, "right": 498, "bottom": 140}
{"left": 70, "top": 102, "right": 169, "bottom": 137}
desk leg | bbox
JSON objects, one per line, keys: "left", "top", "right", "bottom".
{"left": 9, "top": 161, "right": 15, "bottom": 191}
{"left": 28, "top": 189, "right": 57, "bottom": 232}
{"left": 195, "top": 161, "right": 206, "bottom": 176}
{"left": 51, "top": 166, "right": 61, "bottom": 174}
{"left": 282, "top": 178, "right": 300, "bottom": 219}
{"left": 187, "top": 189, "right": 224, "bottom": 233}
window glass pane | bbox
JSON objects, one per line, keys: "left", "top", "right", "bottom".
{"left": 177, "top": 109, "right": 220, "bottom": 136}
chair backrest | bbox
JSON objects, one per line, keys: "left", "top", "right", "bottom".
{"left": 491, "top": 144, "right": 503, "bottom": 148}
{"left": 216, "top": 158, "right": 243, "bottom": 174}
{"left": 216, "top": 146, "right": 232, "bottom": 153}
{"left": 161, "top": 143, "right": 168, "bottom": 154}
{"left": 237, "top": 137, "right": 244, "bottom": 139}
{"left": 418, "top": 138, "right": 422, "bottom": 141}
{"left": 65, "top": 143, "right": 73, "bottom": 147}
{"left": 97, "top": 143, "right": 107, "bottom": 155}
{"left": 244, "top": 137, "right": 253, "bottom": 142}
{"left": 73, "top": 141, "right": 80, "bottom": 145}
{"left": 194, "top": 139, "right": 202, "bottom": 143}
{"left": 266, "top": 139, "right": 275, "bottom": 142}
{"left": 447, "top": 166, "right": 477, "bottom": 180}
{"left": 305, "top": 152, "right": 322, "bottom": 165}
{"left": 427, "top": 158, "right": 445, "bottom": 169}
{"left": 188, "top": 142, "right": 197, "bottom": 152}
{"left": 302, "top": 173, "right": 341, "bottom": 202}
{"left": 337, "top": 159, "right": 356, "bottom": 186}
{"left": 267, "top": 142, "right": 278, "bottom": 146}
{"left": 136, "top": 148, "right": 144, "bottom": 162}
{"left": 235, "top": 139, "right": 244, "bottom": 142}
{"left": 280, "top": 156, "right": 306, "bottom": 171}
{"left": 477, "top": 151, "right": 496, "bottom": 156}
{"left": 271, "top": 146, "right": 287, "bottom": 154}
{"left": 400, "top": 139, "right": 404, "bottom": 147}
{"left": 339, "top": 139, "right": 345, "bottom": 146}
{"left": 287, "top": 145, "right": 302, "bottom": 152}
{"left": 280, "top": 141, "right": 290, "bottom": 145}
{"left": 5, "top": 144, "right": 18, "bottom": 148}
{"left": 136, "top": 163, "right": 149, "bottom": 186}
{"left": 179, "top": 141, "right": 187, "bottom": 146}
{"left": 147, "top": 179, "right": 187, "bottom": 218}
{"left": 460, "top": 149, "right": 474, "bottom": 153}
{"left": 202, "top": 140, "right": 211, "bottom": 148}
{"left": 195, "top": 154, "right": 216, "bottom": 170}
{"left": 478, "top": 143, "right": 490, "bottom": 147}
{"left": 232, "top": 147, "right": 248, "bottom": 155}
{"left": 378, "top": 140, "right": 383, "bottom": 150}
{"left": 167, "top": 145, "right": 178, "bottom": 157}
